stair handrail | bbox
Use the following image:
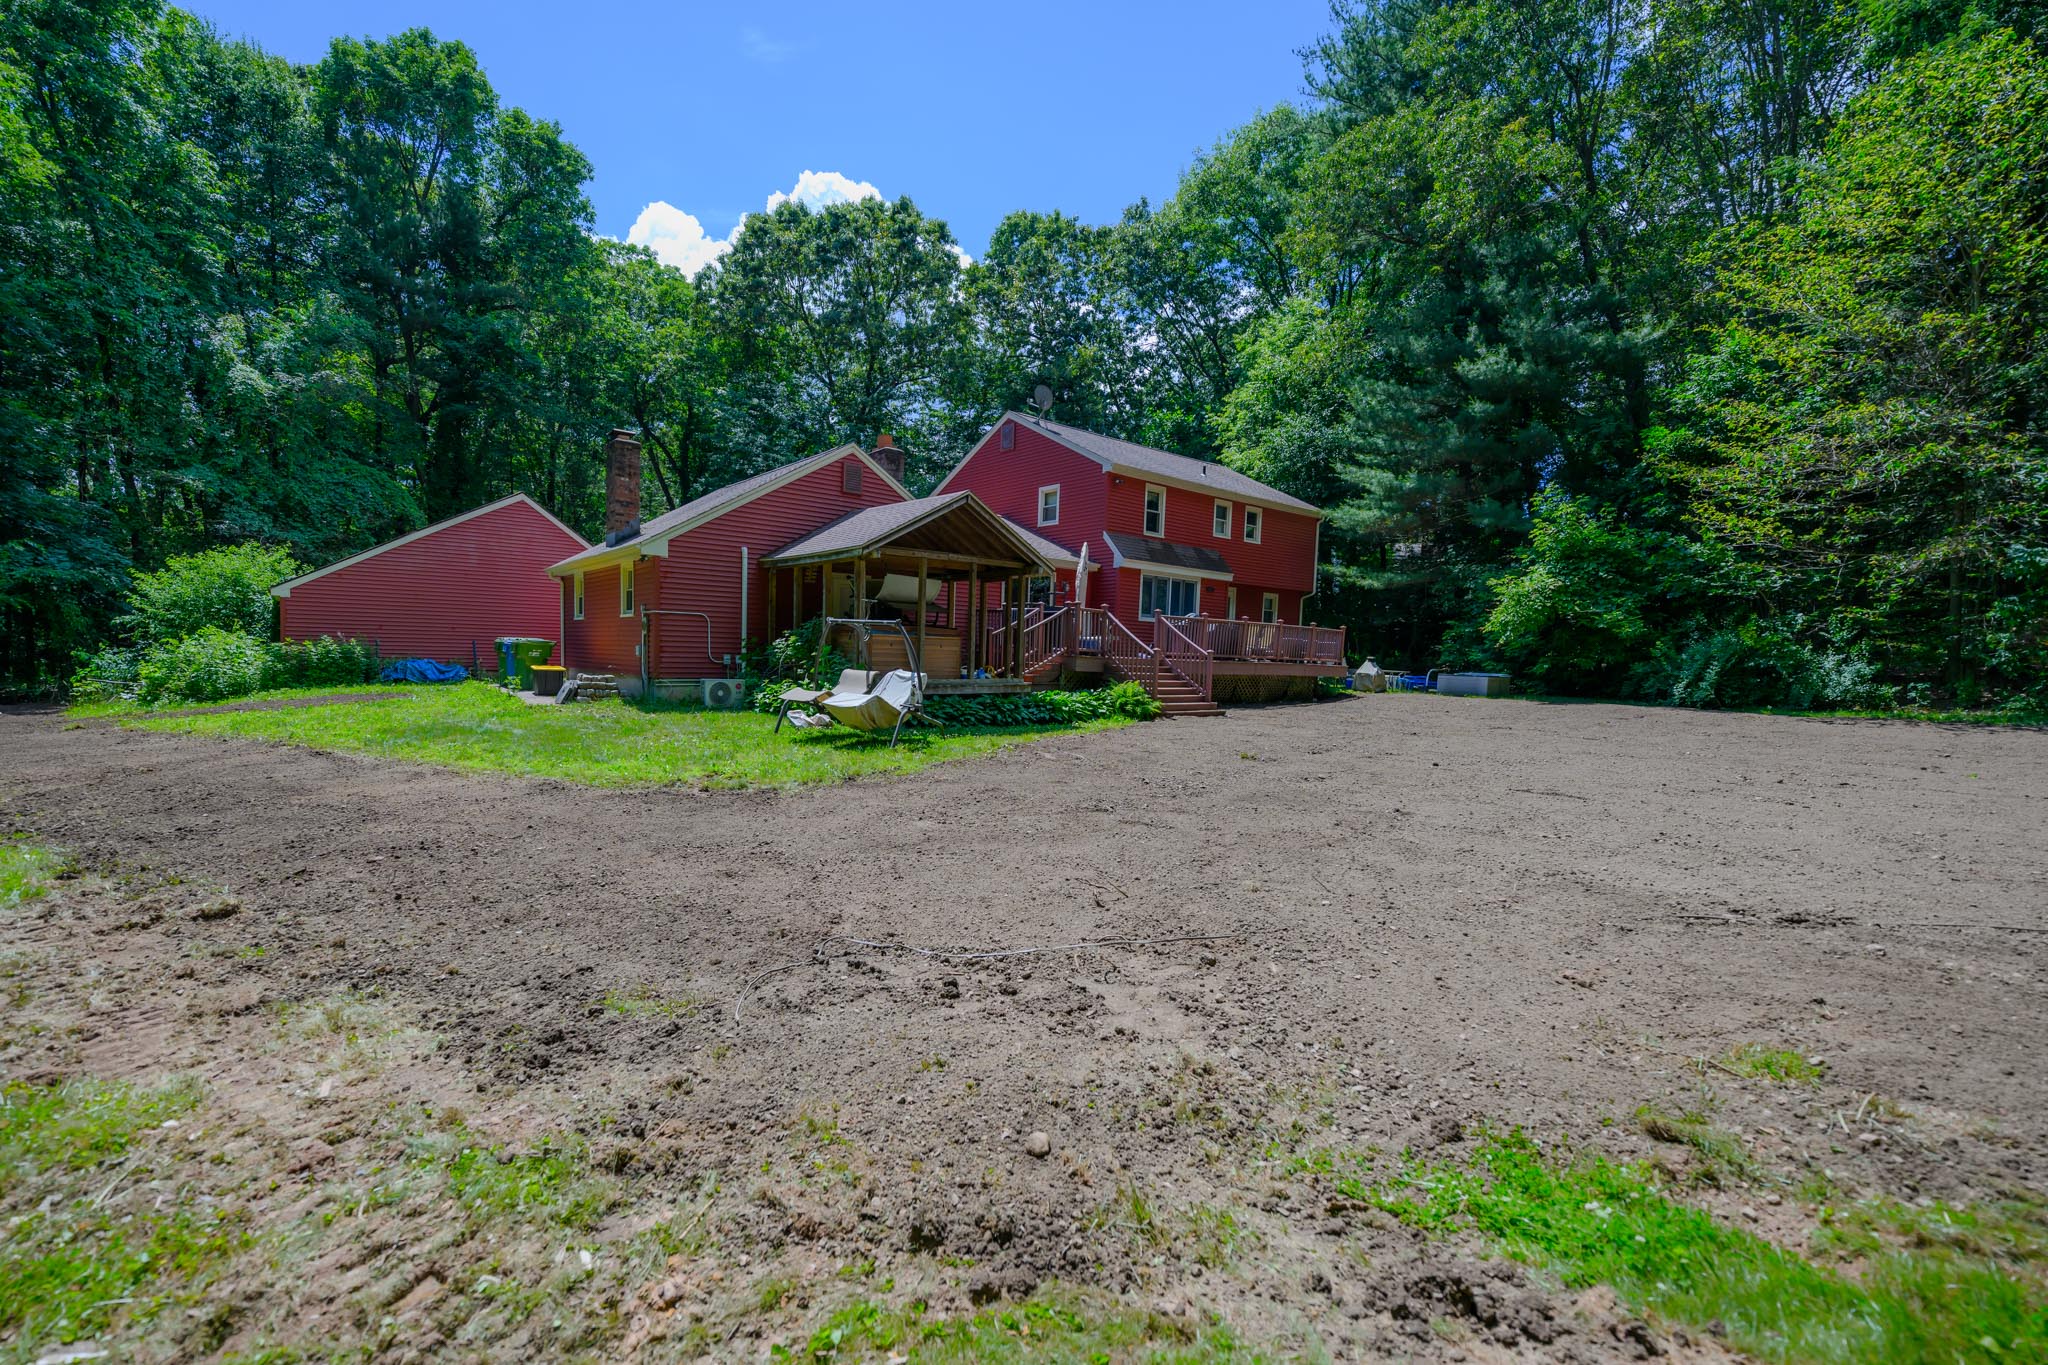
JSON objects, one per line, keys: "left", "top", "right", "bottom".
{"left": 1101, "top": 611, "right": 1155, "bottom": 691}
{"left": 1156, "top": 614, "right": 1214, "bottom": 701}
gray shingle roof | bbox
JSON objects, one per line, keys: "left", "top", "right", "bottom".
{"left": 1104, "top": 532, "right": 1233, "bottom": 577}
{"left": 767, "top": 496, "right": 967, "bottom": 562}
{"left": 998, "top": 516, "right": 1081, "bottom": 568}
{"left": 552, "top": 444, "right": 881, "bottom": 572}
{"left": 1010, "top": 414, "right": 1320, "bottom": 513}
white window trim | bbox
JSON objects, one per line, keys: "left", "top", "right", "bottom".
{"left": 1138, "top": 572, "right": 1200, "bottom": 621}
{"left": 1037, "top": 483, "right": 1061, "bottom": 527}
{"left": 1143, "top": 484, "right": 1166, "bottom": 537}
{"left": 1261, "top": 591, "right": 1279, "bottom": 623}
{"left": 1213, "top": 499, "right": 1231, "bottom": 538}
{"left": 1243, "top": 506, "right": 1263, "bottom": 544}
{"left": 572, "top": 572, "right": 585, "bottom": 621}
{"left": 619, "top": 564, "right": 636, "bottom": 617}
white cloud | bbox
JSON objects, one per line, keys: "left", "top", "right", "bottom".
{"left": 625, "top": 171, "right": 892, "bottom": 279}
{"left": 624, "top": 201, "right": 734, "bottom": 278}
{"left": 740, "top": 27, "right": 796, "bottom": 63}
{"left": 765, "top": 169, "right": 882, "bottom": 212}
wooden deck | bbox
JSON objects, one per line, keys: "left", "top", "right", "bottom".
{"left": 977, "top": 607, "right": 1346, "bottom": 713}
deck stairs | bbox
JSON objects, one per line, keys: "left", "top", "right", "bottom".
{"left": 1146, "top": 672, "right": 1224, "bottom": 718}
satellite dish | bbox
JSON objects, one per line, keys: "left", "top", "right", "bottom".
{"left": 1031, "top": 384, "right": 1054, "bottom": 419}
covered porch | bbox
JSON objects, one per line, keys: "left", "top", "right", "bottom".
{"left": 760, "top": 493, "right": 1054, "bottom": 694}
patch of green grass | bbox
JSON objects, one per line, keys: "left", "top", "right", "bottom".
{"left": 1722, "top": 1044, "right": 1823, "bottom": 1084}
{"left": 770, "top": 1286, "right": 1255, "bottom": 1362}
{"left": 1181, "top": 1205, "right": 1256, "bottom": 1270}
{"left": 1371, "top": 1128, "right": 2048, "bottom": 1365}
{"left": 0, "top": 1077, "right": 244, "bottom": 1350}
{"left": 0, "top": 839, "right": 59, "bottom": 911}
{"left": 65, "top": 682, "right": 414, "bottom": 720}
{"left": 600, "top": 983, "right": 700, "bottom": 1018}
{"left": 1814, "top": 1195, "right": 2048, "bottom": 1268}
{"left": 422, "top": 1132, "right": 616, "bottom": 1229}
{"left": 125, "top": 682, "right": 1126, "bottom": 789}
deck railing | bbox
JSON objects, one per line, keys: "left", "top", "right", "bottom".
{"left": 1159, "top": 615, "right": 1346, "bottom": 665}
{"left": 1155, "top": 614, "right": 1213, "bottom": 700}
{"left": 981, "top": 604, "right": 1074, "bottom": 677}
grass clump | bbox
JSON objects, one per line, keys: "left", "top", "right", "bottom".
{"left": 1370, "top": 1128, "right": 2048, "bottom": 1365}
{"left": 423, "top": 1133, "right": 616, "bottom": 1229}
{"left": 0, "top": 1077, "right": 245, "bottom": 1349}
{"left": 770, "top": 1286, "right": 1251, "bottom": 1362}
{"left": 600, "top": 983, "right": 700, "bottom": 1019}
{"left": 126, "top": 682, "right": 1122, "bottom": 790}
{"left": 1633, "top": 1100, "right": 1756, "bottom": 1184}
{"left": 0, "top": 839, "right": 60, "bottom": 911}
{"left": 1722, "top": 1043, "right": 1823, "bottom": 1084}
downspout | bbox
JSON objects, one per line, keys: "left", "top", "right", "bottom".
{"left": 1303, "top": 517, "right": 1323, "bottom": 623}
{"left": 738, "top": 545, "right": 749, "bottom": 676}
{"left": 640, "top": 602, "right": 649, "bottom": 698}
{"left": 558, "top": 575, "right": 567, "bottom": 674}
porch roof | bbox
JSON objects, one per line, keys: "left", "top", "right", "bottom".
{"left": 762, "top": 491, "right": 1052, "bottom": 574}
{"left": 1104, "top": 531, "right": 1234, "bottom": 580}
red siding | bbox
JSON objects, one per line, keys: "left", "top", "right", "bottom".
{"left": 560, "top": 559, "right": 657, "bottom": 677}
{"left": 942, "top": 419, "right": 1322, "bottom": 640}
{"left": 654, "top": 452, "right": 904, "bottom": 676}
{"left": 278, "top": 498, "right": 583, "bottom": 668}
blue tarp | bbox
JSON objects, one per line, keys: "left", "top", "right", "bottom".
{"left": 380, "top": 659, "right": 469, "bottom": 684}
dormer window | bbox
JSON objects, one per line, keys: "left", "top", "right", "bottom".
{"left": 1143, "top": 485, "right": 1165, "bottom": 536}
{"left": 1038, "top": 484, "right": 1060, "bottom": 526}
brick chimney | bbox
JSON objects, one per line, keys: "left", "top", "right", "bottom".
{"left": 604, "top": 428, "right": 642, "bottom": 536}
{"left": 869, "top": 432, "right": 906, "bottom": 486}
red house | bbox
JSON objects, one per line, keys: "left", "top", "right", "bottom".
{"left": 547, "top": 431, "right": 1061, "bottom": 698}
{"left": 271, "top": 493, "right": 586, "bottom": 668}
{"left": 936, "top": 412, "right": 1343, "bottom": 704}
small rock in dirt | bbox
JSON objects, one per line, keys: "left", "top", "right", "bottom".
{"left": 1199, "top": 953, "right": 1219, "bottom": 968}
{"left": 938, "top": 976, "right": 960, "bottom": 1000}
{"left": 192, "top": 896, "right": 241, "bottom": 921}
{"left": 1024, "top": 1130, "right": 1052, "bottom": 1159}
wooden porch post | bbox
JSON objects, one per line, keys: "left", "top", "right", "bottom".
{"left": 815, "top": 560, "right": 835, "bottom": 675}
{"left": 1008, "top": 574, "right": 1023, "bottom": 677}
{"left": 915, "top": 555, "right": 928, "bottom": 680}
{"left": 853, "top": 557, "right": 869, "bottom": 670}
{"left": 766, "top": 564, "right": 779, "bottom": 638}
{"left": 967, "top": 564, "right": 979, "bottom": 676}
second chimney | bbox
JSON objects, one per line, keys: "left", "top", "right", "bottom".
{"left": 605, "top": 428, "right": 643, "bottom": 536}
{"left": 869, "top": 432, "right": 906, "bottom": 486}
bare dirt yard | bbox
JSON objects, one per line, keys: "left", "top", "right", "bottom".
{"left": 2, "top": 696, "right": 2044, "bottom": 1363}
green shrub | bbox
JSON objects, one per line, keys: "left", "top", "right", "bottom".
{"left": 133, "top": 630, "right": 377, "bottom": 705}
{"left": 68, "top": 645, "right": 141, "bottom": 702}
{"left": 745, "top": 617, "right": 857, "bottom": 713}
{"left": 136, "top": 627, "right": 267, "bottom": 704}
{"left": 120, "top": 543, "right": 302, "bottom": 647}
{"left": 1632, "top": 624, "right": 1891, "bottom": 711}
{"left": 922, "top": 683, "right": 1159, "bottom": 727}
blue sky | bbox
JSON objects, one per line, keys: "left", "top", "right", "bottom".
{"left": 186, "top": 0, "right": 1332, "bottom": 274}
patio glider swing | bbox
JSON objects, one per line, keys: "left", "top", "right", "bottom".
{"left": 774, "top": 617, "right": 927, "bottom": 747}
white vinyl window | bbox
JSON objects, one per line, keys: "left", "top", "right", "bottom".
{"left": 1143, "top": 485, "right": 1166, "bottom": 536}
{"left": 1038, "top": 484, "right": 1060, "bottom": 526}
{"left": 1213, "top": 500, "right": 1230, "bottom": 538}
{"left": 572, "top": 572, "right": 585, "bottom": 620}
{"left": 1139, "top": 574, "right": 1199, "bottom": 621}
{"left": 619, "top": 564, "right": 636, "bottom": 616}
{"left": 1243, "top": 506, "right": 1263, "bottom": 544}
{"left": 1261, "top": 591, "right": 1279, "bottom": 624}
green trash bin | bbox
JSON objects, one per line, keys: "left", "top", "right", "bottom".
{"left": 494, "top": 637, "right": 555, "bottom": 691}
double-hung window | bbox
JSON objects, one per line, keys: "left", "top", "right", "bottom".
{"left": 1143, "top": 485, "right": 1166, "bottom": 536}
{"left": 1213, "top": 500, "right": 1230, "bottom": 538}
{"left": 1139, "top": 575, "right": 1199, "bottom": 621}
{"left": 572, "top": 572, "right": 586, "bottom": 620}
{"left": 619, "top": 564, "right": 636, "bottom": 617}
{"left": 1037, "top": 484, "right": 1060, "bottom": 526}
{"left": 1261, "top": 591, "right": 1278, "bottom": 624}
{"left": 1243, "top": 506, "right": 1263, "bottom": 543}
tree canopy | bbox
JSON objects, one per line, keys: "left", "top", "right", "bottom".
{"left": 3, "top": 0, "right": 2042, "bottom": 708}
